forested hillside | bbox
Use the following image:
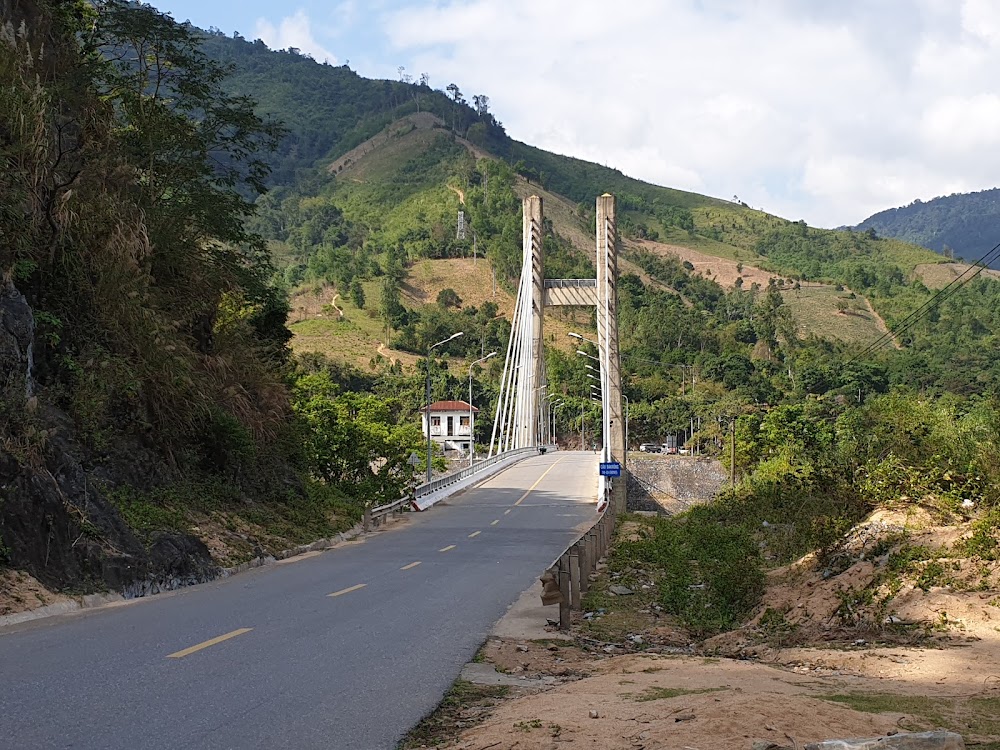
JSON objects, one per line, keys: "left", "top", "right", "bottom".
{"left": 856, "top": 188, "right": 1000, "bottom": 266}
{"left": 4, "top": 0, "right": 1000, "bottom": 640}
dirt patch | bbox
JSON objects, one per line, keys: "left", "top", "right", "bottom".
{"left": 436, "top": 649, "right": 916, "bottom": 750}
{"left": 631, "top": 239, "right": 790, "bottom": 291}
{"left": 326, "top": 112, "right": 444, "bottom": 176}
{"left": 0, "top": 569, "right": 71, "bottom": 616}
{"left": 420, "top": 508, "right": 1000, "bottom": 749}
{"left": 915, "top": 262, "right": 1000, "bottom": 290}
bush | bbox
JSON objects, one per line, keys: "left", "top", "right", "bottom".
{"left": 612, "top": 510, "right": 765, "bottom": 636}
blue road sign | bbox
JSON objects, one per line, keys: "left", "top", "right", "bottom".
{"left": 599, "top": 462, "right": 622, "bottom": 477}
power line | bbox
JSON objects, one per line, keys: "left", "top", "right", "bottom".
{"left": 849, "top": 240, "right": 1000, "bottom": 362}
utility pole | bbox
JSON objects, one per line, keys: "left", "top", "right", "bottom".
{"left": 729, "top": 418, "right": 736, "bottom": 486}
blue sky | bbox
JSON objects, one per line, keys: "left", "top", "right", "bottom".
{"left": 151, "top": 1, "right": 1000, "bottom": 230}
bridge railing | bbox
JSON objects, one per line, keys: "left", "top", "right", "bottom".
{"left": 543, "top": 279, "right": 597, "bottom": 288}
{"left": 539, "top": 475, "right": 624, "bottom": 629}
{"left": 365, "top": 445, "right": 556, "bottom": 528}
{"left": 415, "top": 446, "right": 553, "bottom": 503}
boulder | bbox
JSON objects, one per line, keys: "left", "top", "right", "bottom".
{"left": 805, "top": 731, "right": 965, "bottom": 750}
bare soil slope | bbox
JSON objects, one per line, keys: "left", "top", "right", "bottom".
{"left": 915, "top": 262, "right": 1000, "bottom": 289}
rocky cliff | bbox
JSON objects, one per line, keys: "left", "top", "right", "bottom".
{"left": 0, "top": 279, "right": 218, "bottom": 597}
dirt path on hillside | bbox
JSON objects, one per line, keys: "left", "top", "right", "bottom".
{"left": 327, "top": 112, "right": 444, "bottom": 176}
{"left": 330, "top": 293, "right": 344, "bottom": 319}
{"left": 448, "top": 184, "right": 466, "bottom": 205}
{"left": 858, "top": 293, "right": 900, "bottom": 348}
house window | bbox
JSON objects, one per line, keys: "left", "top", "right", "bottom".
{"left": 431, "top": 416, "right": 441, "bottom": 426}
{"left": 460, "top": 416, "right": 470, "bottom": 426}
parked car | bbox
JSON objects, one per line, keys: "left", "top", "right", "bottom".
{"left": 678, "top": 447, "right": 691, "bottom": 455}
{"left": 639, "top": 443, "right": 661, "bottom": 453}
{"left": 662, "top": 444, "right": 678, "bottom": 454}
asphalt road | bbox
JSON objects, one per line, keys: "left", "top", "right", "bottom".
{"left": 0, "top": 451, "right": 598, "bottom": 750}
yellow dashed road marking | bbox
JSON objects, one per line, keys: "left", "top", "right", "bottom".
{"left": 439, "top": 545, "right": 456, "bottom": 552}
{"left": 490, "top": 520, "right": 499, "bottom": 526}
{"left": 400, "top": 561, "right": 422, "bottom": 570}
{"left": 167, "top": 628, "right": 253, "bottom": 659}
{"left": 328, "top": 583, "right": 367, "bottom": 598}
{"left": 504, "top": 509, "right": 512, "bottom": 515}
{"left": 468, "top": 531, "right": 481, "bottom": 538}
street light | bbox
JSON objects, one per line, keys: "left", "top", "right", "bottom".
{"left": 623, "top": 393, "right": 629, "bottom": 452}
{"left": 426, "top": 331, "right": 464, "bottom": 482}
{"left": 468, "top": 351, "right": 496, "bottom": 467}
{"left": 550, "top": 399, "right": 565, "bottom": 445}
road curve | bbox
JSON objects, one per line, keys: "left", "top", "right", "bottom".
{"left": 0, "top": 451, "right": 598, "bottom": 750}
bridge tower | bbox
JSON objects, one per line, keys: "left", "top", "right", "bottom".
{"left": 489, "top": 194, "right": 626, "bottom": 511}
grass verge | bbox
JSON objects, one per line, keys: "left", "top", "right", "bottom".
{"left": 397, "top": 679, "right": 510, "bottom": 749}
{"left": 821, "top": 692, "right": 1000, "bottom": 741}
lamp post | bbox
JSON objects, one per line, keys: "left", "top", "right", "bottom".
{"left": 468, "top": 351, "right": 496, "bottom": 467}
{"left": 572, "top": 336, "right": 608, "bottom": 457}
{"left": 426, "top": 331, "right": 464, "bottom": 483}
{"left": 550, "top": 399, "right": 564, "bottom": 445}
{"left": 623, "top": 393, "right": 629, "bottom": 453}
{"left": 535, "top": 384, "right": 547, "bottom": 444}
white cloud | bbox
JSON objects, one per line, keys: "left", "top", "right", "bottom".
{"left": 381, "top": 0, "right": 1000, "bottom": 227}
{"left": 256, "top": 9, "right": 337, "bottom": 64}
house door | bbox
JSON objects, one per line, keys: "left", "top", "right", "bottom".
{"left": 447, "top": 416, "right": 454, "bottom": 436}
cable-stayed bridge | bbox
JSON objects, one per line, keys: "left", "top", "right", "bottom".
{"left": 488, "top": 194, "right": 626, "bottom": 513}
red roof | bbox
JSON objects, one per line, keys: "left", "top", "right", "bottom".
{"left": 423, "top": 400, "right": 478, "bottom": 412}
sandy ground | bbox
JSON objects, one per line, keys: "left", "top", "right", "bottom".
{"left": 411, "top": 508, "right": 1000, "bottom": 750}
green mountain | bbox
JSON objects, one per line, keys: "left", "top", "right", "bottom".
{"left": 7, "top": 3, "right": 1000, "bottom": 634}
{"left": 855, "top": 188, "right": 1000, "bottom": 266}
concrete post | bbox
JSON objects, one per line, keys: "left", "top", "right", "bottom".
{"left": 569, "top": 544, "right": 582, "bottom": 610}
{"left": 596, "top": 194, "right": 627, "bottom": 514}
{"left": 558, "top": 554, "right": 571, "bottom": 629}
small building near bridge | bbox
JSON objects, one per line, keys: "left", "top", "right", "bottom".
{"left": 422, "top": 400, "right": 478, "bottom": 455}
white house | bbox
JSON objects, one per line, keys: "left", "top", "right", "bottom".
{"left": 422, "top": 400, "right": 478, "bottom": 454}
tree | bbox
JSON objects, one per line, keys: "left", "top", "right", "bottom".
{"left": 87, "top": 1, "right": 284, "bottom": 354}
{"left": 436, "top": 288, "right": 462, "bottom": 308}
{"left": 350, "top": 279, "right": 365, "bottom": 309}
{"left": 446, "top": 83, "right": 464, "bottom": 103}
{"left": 291, "top": 372, "right": 423, "bottom": 503}
{"left": 473, "top": 94, "right": 490, "bottom": 116}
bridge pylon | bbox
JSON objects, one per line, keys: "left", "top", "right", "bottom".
{"left": 489, "top": 194, "right": 625, "bottom": 512}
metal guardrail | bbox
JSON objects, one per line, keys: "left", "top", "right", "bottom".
{"left": 543, "top": 279, "right": 597, "bottom": 288}
{"left": 364, "top": 495, "right": 410, "bottom": 532}
{"left": 540, "top": 478, "right": 624, "bottom": 629}
{"left": 414, "top": 446, "right": 550, "bottom": 500}
{"left": 364, "top": 446, "right": 555, "bottom": 529}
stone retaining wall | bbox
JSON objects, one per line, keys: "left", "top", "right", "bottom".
{"left": 626, "top": 454, "right": 727, "bottom": 514}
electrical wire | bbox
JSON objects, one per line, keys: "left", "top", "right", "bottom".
{"left": 849, "top": 240, "right": 1000, "bottom": 362}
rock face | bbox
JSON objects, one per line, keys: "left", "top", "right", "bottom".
{"left": 0, "top": 280, "right": 219, "bottom": 597}
{"left": 0, "top": 278, "right": 34, "bottom": 398}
